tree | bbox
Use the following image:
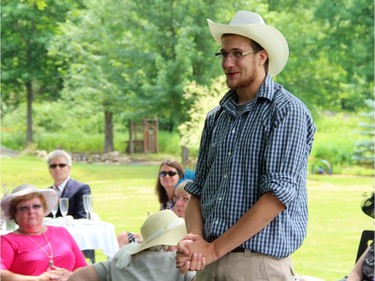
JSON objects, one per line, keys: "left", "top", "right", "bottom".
{"left": 26, "top": 0, "right": 47, "bottom": 10}
{"left": 178, "top": 76, "right": 225, "bottom": 155}
{"left": 122, "top": 0, "right": 228, "bottom": 130}
{"left": 263, "top": 0, "right": 373, "bottom": 112}
{"left": 312, "top": 0, "right": 374, "bottom": 111}
{"left": 4, "top": 0, "right": 373, "bottom": 155}
{"left": 352, "top": 99, "right": 375, "bottom": 167}
{"left": 49, "top": 0, "right": 231, "bottom": 152}
{"left": 1, "top": 0, "right": 83, "bottom": 143}
{"left": 49, "top": 0, "right": 144, "bottom": 152}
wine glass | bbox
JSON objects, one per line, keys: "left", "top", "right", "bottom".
{"left": 59, "top": 198, "right": 69, "bottom": 218}
{"left": 51, "top": 201, "right": 58, "bottom": 219}
{"left": 82, "top": 195, "right": 92, "bottom": 220}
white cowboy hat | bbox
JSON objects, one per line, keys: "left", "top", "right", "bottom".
{"left": 207, "top": 10, "right": 289, "bottom": 77}
{"left": 115, "top": 210, "right": 187, "bottom": 268}
{"left": 1, "top": 184, "right": 58, "bottom": 221}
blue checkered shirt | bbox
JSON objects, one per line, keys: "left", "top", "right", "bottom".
{"left": 185, "top": 75, "right": 316, "bottom": 259}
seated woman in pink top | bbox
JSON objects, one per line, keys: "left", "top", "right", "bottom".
{"left": 1, "top": 184, "right": 87, "bottom": 281}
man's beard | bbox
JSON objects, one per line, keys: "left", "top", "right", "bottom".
{"left": 226, "top": 75, "right": 256, "bottom": 90}
{"left": 226, "top": 66, "right": 259, "bottom": 90}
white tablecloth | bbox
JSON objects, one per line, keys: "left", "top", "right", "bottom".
{"left": 44, "top": 217, "right": 119, "bottom": 259}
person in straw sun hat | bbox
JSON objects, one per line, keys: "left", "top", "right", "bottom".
{"left": 176, "top": 10, "right": 316, "bottom": 281}
{"left": 1, "top": 184, "right": 87, "bottom": 280}
{"left": 1, "top": 184, "right": 58, "bottom": 221}
{"left": 343, "top": 192, "right": 374, "bottom": 281}
{"left": 68, "top": 210, "right": 199, "bottom": 281}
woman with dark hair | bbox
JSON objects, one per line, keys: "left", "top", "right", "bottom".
{"left": 117, "top": 160, "right": 184, "bottom": 247}
{"left": 155, "top": 160, "right": 184, "bottom": 210}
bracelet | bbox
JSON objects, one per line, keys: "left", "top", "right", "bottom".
{"left": 127, "top": 232, "right": 137, "bottom": 243}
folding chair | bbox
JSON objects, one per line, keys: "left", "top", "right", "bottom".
{"left": 355, "top": 230, "right": 374, "bottom": 263}
{"left": 338, "top": 230, "right": 374, "bottom": 281}
{"left": 82, "top": 249, "right": 95, "bottom": 264}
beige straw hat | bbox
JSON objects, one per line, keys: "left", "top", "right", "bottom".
{"left": 115, "top": 210, "right": 187, "bottom": 268}
{"left": 207, "top": 10, "right": 289, "bottom": 77}
{"left": 1, "top": 184, "right": 58, "bottom": 220}
{"left": 129, "top": 209, "right": 186, "bottom": 255}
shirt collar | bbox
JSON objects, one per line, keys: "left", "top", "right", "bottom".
{"left": 53, "top": 177, "right": 70, "bottom": 192}
{"left": 220, "top": 74, "right": 275, "bottom": 113}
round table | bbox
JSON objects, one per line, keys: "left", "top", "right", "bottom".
{"left": 44, "top": 217, "right": 119, "bottom": 259}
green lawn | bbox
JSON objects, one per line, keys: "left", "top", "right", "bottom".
{"left": 293, "top": 175, "right": 373, "bottom": 280}
{"left": 1, "top": 156, "right": 373, "bottom": 280}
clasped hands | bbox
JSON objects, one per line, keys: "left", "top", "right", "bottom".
{"left": 176, "top": 233, "right": 218, "bottom": 274}
{"left": 39, "top": 266, "right": 71, "bottom": 281}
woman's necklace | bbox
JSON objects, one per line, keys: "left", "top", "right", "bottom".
{"left": 26, "top": 230, "right": 54, "bottom": 270}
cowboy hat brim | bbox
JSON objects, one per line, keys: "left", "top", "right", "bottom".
{"left": 207, "top": 19, "right": 289, "bottom": 77}
{"left": 1, "top": 184, "right": 58, "bottom": 221}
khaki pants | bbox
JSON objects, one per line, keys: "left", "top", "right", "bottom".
{"left": 195, "top": 250, "right": 295, "bottom": 281}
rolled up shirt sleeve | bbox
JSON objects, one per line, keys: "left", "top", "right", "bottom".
{"left": 259, "top": 99, "right": 315, "bottom": 207}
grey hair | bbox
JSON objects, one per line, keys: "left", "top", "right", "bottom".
{"left": 47, "top": 150, "right": 72, "bottom": 166}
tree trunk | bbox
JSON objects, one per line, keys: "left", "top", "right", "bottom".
{"left": 26, "top": 81, "right": 33, "bottom": 143}
{"left": 128, "top": 120, "right": 134, "bottom": 154}
{"left": 181, "top": 145, "right": 190, "bottom": 165}
{"left": 104, "top": 111, "right": 114, "bottom": 152}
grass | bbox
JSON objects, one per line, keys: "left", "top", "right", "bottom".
{"left": 293, "top": 175, "right": 373, "bottom": 280}
{"left": 1, "top": 156, "right": 373, "bottom": 280}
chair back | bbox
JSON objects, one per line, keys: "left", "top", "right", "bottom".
{"left": 355, "top": 230, "right": 374, "bottom": 263}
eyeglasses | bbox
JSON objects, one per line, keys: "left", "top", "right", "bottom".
{"left": 215, "top": 50, "right": 257, "bottom": 61}
{"left": 49, "top": 163, "right": 68, "bottom": 169}
{"left": 159, "top": 171, "right": 179, "bottom": 177}
{"left": 17, "top": 204, "right": 43, "bottom": 213}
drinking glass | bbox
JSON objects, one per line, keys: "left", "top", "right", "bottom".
{"left": 51, "top": 202, "right": 58, "bottom": 219}
{"left": 82, "top": 195, "right": 93, "bottom": 220}
{"left": 59, "top": 198, "right": 69, "bottom": 218}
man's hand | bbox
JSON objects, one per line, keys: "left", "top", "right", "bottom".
{"left": 176, "top": 237, "right": 195, "bottom": 274}
{"left": 177, "top": 233, "right": 219, "bottom": 273}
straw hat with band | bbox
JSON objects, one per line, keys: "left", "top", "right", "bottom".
{"left": 207, "top": 10, "right": 289, "bottom": 77}
{"left": 115, "top": 209, "right": 187, "bottom": 269}
{"left": 361, "top": 191, "right": 374, "bottom": 219}
{"left": 1, "top": 184, "right": 58, "bottom": 221}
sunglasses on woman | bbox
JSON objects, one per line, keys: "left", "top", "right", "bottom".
{"left": 159, "top": 171, "right": 179, "bottom": 177}
{"left": 17, "top": 204, "right": 43, "bottom": 213}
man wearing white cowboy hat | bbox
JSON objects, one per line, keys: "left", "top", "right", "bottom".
{"left": 176, "top": 10, "right": 316, "bottom": 280}
{"left": 67, "top": 210, "right": 198, "bottom": 281}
